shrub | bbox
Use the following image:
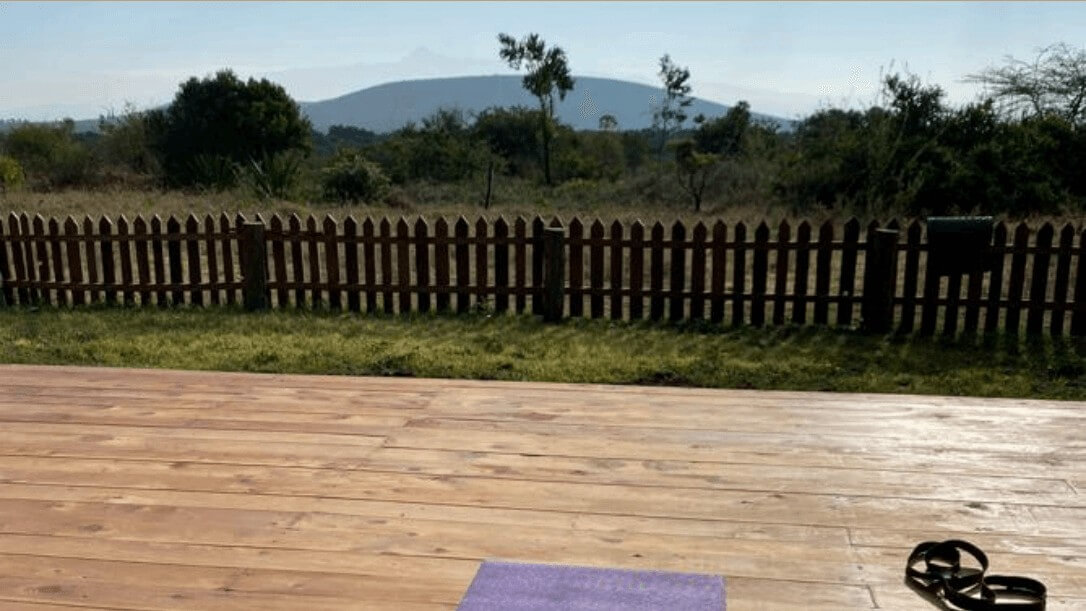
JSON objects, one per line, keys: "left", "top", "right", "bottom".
{"left": 3, "top": 120, "right": 97, "bottom": 189}
{"left": 320, "top": 150, "right": 390, "bottom": 203}
{"left": 0, "top": 155, "right": 25, "bottom": 191}
{"left": 239, "top": 152, "right": 304, "bottom": 200}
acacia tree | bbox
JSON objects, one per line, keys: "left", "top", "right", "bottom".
{"left": 498, "top": 32, "right": 574, "bottom": 185}
{"left": 966, "top": 43, "right": 1086, "bottom": 126}
{"left": 654, "top": 54, "right": 694, "bottom": 157}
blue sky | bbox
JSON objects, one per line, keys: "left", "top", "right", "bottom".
{"left": 2, "top": 1, "right": 1084, "bottom": 121}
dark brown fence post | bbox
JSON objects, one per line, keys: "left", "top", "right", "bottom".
{"left": 542, "top": 226, "right": 566, "bottom": 323}
{"left": 861, "top": 228, "right": 900, "bottom": 334}
{"left": 0, "top": 216, "right": 9, "bottom": 306}
{"left": 239, "top": 221, "right": 268, "bottom": 311}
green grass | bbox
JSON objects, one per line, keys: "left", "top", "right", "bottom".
{"left": 2, "top": 305, "right": 1086, "bottom": 400}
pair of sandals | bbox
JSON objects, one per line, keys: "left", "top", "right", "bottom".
{"left": 905, "top": 540, "right": 1046, "bottom": 610}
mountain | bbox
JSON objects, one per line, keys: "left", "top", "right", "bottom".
{"left": 299, "top": 75, "right": 793, "bottom": 133}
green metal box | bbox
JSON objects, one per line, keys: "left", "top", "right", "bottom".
{"left": 926, "top": 216, "right": 994, "bottom": 275}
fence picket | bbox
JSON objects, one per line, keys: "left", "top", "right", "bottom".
{"left": 532, "top": 216, "right": 544, "bottom": 315}
{"left": 0, "top": 216, "right": 11, "bottom": 306}
{"left": 163, "top": 217, "right": 181, "bottom": 305}
{"left": 514, "top": 217, "right": 527, "bottom": 313}
{"left": 183, "top": 215, "right": 201, "bottom": 306}
{"left": 220, "top": 213, "right": 236, "bottom": 306}
{"left": 733, "top": 222, "right": 747, "bottom": 326}
{"left": 984, "top": 222, "right": 1008, "bottom": 334}
{"left": 326, "top": 216, "right": 342, "bottom": 311}
{"left": 629, "top": 221, "right": 645, "bottom": 320}
{"left": 455, "top": 217, "right": 470, "bottom": 313}
{"left": 1073, "top": 227, "right": 1086, "bottom": 335}
{"left": 270, "top": 215, "right": 288, "bottom": 307}
{"left": 116, "top": 215, "right": 133, "bottom": 305}
{"left": 397, "top": 218, "right": 411, "bottom": 313}
{"left": 64, "top": 217, "right": 84, "bottom": 306}
{"left": 8, "top": 213, "right": 28, "bottom": 305}
{"left": 792, "top": 221, "right": 811, "bottom": 324}
{"left": 837, "top": 218, "right": 860, "bottom": 327}
{"left": 344, "top": 216, "right": 360, "bottom": 312}
{"left": 568, "top": 217, "right": 584, "bottom": 317}
{"left": 475, "top": 217, "right": 488, "bottom": 310}
{"left": 1051, "top": 223, "right": 1074, "bottom": 336}
{"left": 751, "top": 222, "right": 769, "bottom": 327}
{"left": 133, "top": 216, "right": 151, "bottom": 306}
{"left": 1005, "top": 223, "right": 1031, "bottom": 335}
{"left": 649, "top": 222, "right": 665, "bottom": 321}
{"left": 590, "top": 220, "right": 605, "bottom": 318}
{"left": 20, "top": 214, "right": 39, "bottom": 305}
{"left": 710, "top": 221, "right": 726, "bottom": 324}
{"left": 1026, "top": 223, "right": 1054, "bottom": 335}
{"left": 151, "top": 216, "right": 166, "bottom": 306}
{"left": 201, "top": 215, "right": 218, "bottom": 306}
{"left": 899, "top": 221, "right": 922, "bottom": 332}
{"left": 435, "top": 218, "right": 450, "bottom": 312}
{"left": 288, "top": 214, "right": 305, "bottom": 307}
{"left": 307, "top": 216, "right": 322, "bottom": 307}
{"left": 669, "top": 221, "right": 686, "bottom": 321}
{"left": 690, "top": 222, "right": 707, "bottom": 320}
{"left": 773, "top": 220, "right": 790, "bottom": 325}
{"left": 380, "top": 217, "right": 394, "bottom": 313}
{"left": 362, "top": 217, "right": 377, "bottom": 313}
{"left": 610, "top": 220, "right": 623, "bottom": 320}
{"left": 493, "top": 217, "right": 508, "bottom": 313}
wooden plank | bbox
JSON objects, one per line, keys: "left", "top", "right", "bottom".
{"left": 202, "top": 214, "right": 219, "bottom": 306}
{"left": 836, "top": 218, "right": 859, "bottom": 327}
{"left": 531, "top": 216, "right": 544, "bottom": 315}
{"left": 792, "top": 221, "right": 811, "bottom": 324}
{"left": 1027, "top": 222, "right": 1054, "bottom": 335}
{"left": 493, "top": 217, "right": 508, "bottom": 313}
{"left": 220, "top": 213, "right": 236, "bottom": 306}
{"left": 325, "top": 216, "right": 342, "bottom": 311}
{"left": 115, "top": 215, "right": 133, "bottom": 305}
{"left": 732, "top": 222, "right": 748, "bottom": 325}
{"left": 270, "top": 214, "right": 288, "bottom": 307}
{"left": 609, "top": 220, "right": 623, "bottom": 320}
{"left": 63, "top": 217, "right": 84, "bottom": 306}
{"left": 307, "top": 215, "right": 322, "bottom": 307}
{"left": 380, "top": 217, "right": 394, "bottom": 313}
{"left": 434, "top": 218, "right": 450, "bottom": 313}
{"left": 362, "top": 217, "right": 377, "bottom": 313}
{"left": 649, "top": 222, "right": 665, "bottom": 321}
{"left": 18, "top": 214, "right": 39, "bottom": 305}
{"left": 1074, "top": 227, "right": 1086, "bottom": 335}
{"left": 751, "top": 221, "right": 769, "bottom": 327}
{"left": 46, "top": 218, "right": 65, "bottom": 306}
{"left": 567, "top": 217, "right": 584, "bottom": 317}
{"left": 773, "top": 220, "right": 790, "bottom": 325}
{"left": 963, "top": 268, "right": 983, "bottom": 334}
{"left": 185, "top": 214, "right": 202, "bottom": 306}
{"left": 629, "top": 220, "right": 644, "bottom": 320}
{"left": 38, "top": 216, "right": 54, "bottom": 305}
{"left": 514, "top": 217, "right": 527, "bottom": 314}
{"left": 1005, "top": 222, "right": 1031, "bottom": 335}
{"left": 985, "top": 221, "right": 1008, "bottom": 334}
{"left": 151, "top": 215, "right": 167, "bottom": 307}
{"left": 6, "top": 213, "right": 28, "bottom": 305}
{"left": 288, "top": 213, "right": 305, "bottom": 307}
{"left": 397, "top": 218, "right": 411, "bottom": 313}
{"left": 812, "top": 221, "right": 832, "bottom": 325}
{"left": 133, "top": 216, "right": 151, "bottom": 306}
{"left": 342, "top": 217, "right": 360, "bottom": 312}
{"left": 165, "top": 216, "right": 182, "bottom": 305}
{"left": 689, "top": 222, "right": 707, "bottom": 320}
{"left": 1052, "top": 223, "right": 1075, "bottom": 336}
{"left": 589, "top": 219, "right": 605, "bottom": 318}
{"left": 474, "top": 217, "right": 488, "bottom": 310}
{"left": 668, "top": 220, "right": 686, "bottom": 321}
{"left": 455, "top": 217, "right": 470, "bottom": 313}
{"left": 0, "top": 215, "right": 11, "bottom": 305}
{"left": 709, "top": 221, "right": 726, "bottom": 324}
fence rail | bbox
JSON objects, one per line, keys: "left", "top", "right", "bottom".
{"left": 3, "top": 211, "right": 1086, "bottom": 337}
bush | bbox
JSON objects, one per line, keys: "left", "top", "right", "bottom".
{"left": 320, "top": 150, "right": 390, "bottom": 203}
{"left": 3, "top": 120, "right": 97, "bottom": 189}
{"left": 238, "top": 152, "right": 304, "bottom": 200}
{"left": 0, "top": 155, "right": 25, "bottom": 191}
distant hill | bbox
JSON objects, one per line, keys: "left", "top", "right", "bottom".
{"left": 300, "top": 75, "right": 793, "bottom": 133}
{"left": 1, "top": 75, "right": 794, "bottom": 135}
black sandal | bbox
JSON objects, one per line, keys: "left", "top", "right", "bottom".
{"left": 905, "top": 540, "right": 1046, "bottom": 610}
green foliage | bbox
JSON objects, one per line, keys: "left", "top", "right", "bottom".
{"left": 473, "top": 106, "right": 543, "bottom": 178}
{"left": 498, "top": 32, "right": 575, "bottom": 185}
{"left": 238, "top": 152, "right": 305, "bottom": 200}
{"left": 312, "top": 125, "right": 383, "bottom": 157}
{"left": 654, "top": 54, "right": 694, "bottom": 156}
{"left": 2, "top": 120, "right": 96, "bottom": 189}
{"left": 320, "top": 149, "right": 390, "bottom": 203}
{"left": 671, "top": 139, "right": 720, "bottom": 211}
{"left": 966, "top": 43, "right": 1086, "bottom": 126}
{"left": 555, "top": 130, "right": 625, "bottom": 182}
{"left": 0, "top": 155, "right": 25, "bottom": 191}
{"left": 150, "top": 69, "right": 311, "bottom": 188}
{"left": 367, "top": 108, "right": 490, "bottom": 184}
{"left": 97, "top": 104, "right": 160, "bottom": 180}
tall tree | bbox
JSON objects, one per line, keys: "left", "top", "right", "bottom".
{"left": 966, "top": 43, "right": 1086, "bottom": 126}
{"left": 654, "top": 54, "right": 694, "bottom": 157}
{"left": 498, "top": 32, "right": 575, "bottom": 185}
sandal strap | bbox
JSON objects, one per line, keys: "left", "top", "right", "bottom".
{"left": 905, "top": 541, "right": 1046, "bottom": 610}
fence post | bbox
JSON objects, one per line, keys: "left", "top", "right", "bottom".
{"left": 239, "top": 221, "right": 268, "bottom": 311}
{"left": 542, "top": 226, "right": 566, "bottom": 322}
{"left": 861, "top": 228, "right": 900, "bottom": 334}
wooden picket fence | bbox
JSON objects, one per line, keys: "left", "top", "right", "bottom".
{"left": 2, "top": 211, "right": 1086, "bottom": 337}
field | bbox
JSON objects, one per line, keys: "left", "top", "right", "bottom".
{"left": 3, "top": 306, "right": 1086, "bottom": 400}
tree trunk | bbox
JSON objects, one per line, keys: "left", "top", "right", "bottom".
{"left": 540, "top": 102, "right": 553, "bottom": 186}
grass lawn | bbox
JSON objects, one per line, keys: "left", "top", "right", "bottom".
{"left": 2, "top": 305, "right": 1086, "bottom": 400}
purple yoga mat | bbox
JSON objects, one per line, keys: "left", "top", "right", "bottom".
{"left": 457, "top": 560, "right": 725, "bottom": 611}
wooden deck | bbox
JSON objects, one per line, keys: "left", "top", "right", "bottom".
{"left": 0, "top": 365, "right": 1081, "bottom": 610}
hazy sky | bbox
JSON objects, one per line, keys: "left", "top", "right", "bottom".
{"left": 2, "top": 1, "right": 1083, "bottom": 122}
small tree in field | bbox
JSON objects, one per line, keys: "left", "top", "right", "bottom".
{"left": 654, "top": 54, "right": 694, "bottom": 157}
{"left": 672, "top": 139, "right": 719, "bottom": 211}
{"left": 498, "top": 32, "right": 575, "bottom": 185}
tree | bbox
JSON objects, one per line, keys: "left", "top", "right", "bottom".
{"left": 671, "top": 139, "right": 719, "bottom": 211}
{"left": 498, "top": 32, "right": 575, "bottom": 185}
{"left": 653, "top": 54, "right": 694, "bottom": 157}
{"left": 598, "top": 114, "right": 618, "bottom": 131}
{"left": 149, "top": 69, "right": 311, "bottom": 188}
{"left": 694, "top": 101, "right": 752, "bottom": 156}
{"left": 966, "top": 43, "right": 1086, "bottom": 126}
